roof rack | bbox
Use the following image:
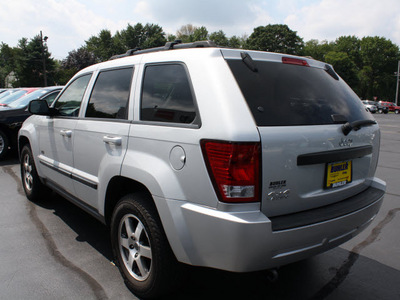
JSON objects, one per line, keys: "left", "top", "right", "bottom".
{"left": 109, "top": 40, "right": 217, "bottom": 60}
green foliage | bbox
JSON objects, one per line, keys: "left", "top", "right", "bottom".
{"left": 12, "top": 35, "right": 55, "bottom": 87}
{"left": 86, "top": 23, "right": 167, "bottom": 62}
{"left": 1, "top": 23, "right": 399, "bottom": 102}
{"left": 209, "top": 30, "right": 229, "bottom": 46}
{"left": 176, "top": 24, "right": 198, "bottom": 42}
{"left": 303, "top": 39, "right": 334, "bottom": 61}
{"left": 245, "top": 24, "right": 304, "bottom": 55}
{"left": 303, "top": 36, "right": 400, "bottom": 101}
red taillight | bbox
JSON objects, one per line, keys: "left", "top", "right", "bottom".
{"left": 201, "top": 140, "right": 261, "bottom": 203}
{"left": 282, "top": 57, "right": 309, "bottom": 67}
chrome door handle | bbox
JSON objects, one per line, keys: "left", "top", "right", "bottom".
{"left": 103, "top": 136, "right": 122, "bottom": 146}
{"left": 60, "top": 129, "right": 72, "bottom": 138}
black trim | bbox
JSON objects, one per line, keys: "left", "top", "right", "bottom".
{"left": 297, "top": 145, "right": 373, "bottom": 166}
{"left": 40, "top": 160, "right": 98, "bottom": 190}
{"left": 45, "top": 179, "right": 105, "bottom": 224}
{"left": 269, "top": 186, "right": 384, "bottom": 231}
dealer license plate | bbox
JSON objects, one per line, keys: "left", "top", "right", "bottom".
{"left": 326, "top": 160, "right": 352, "bottom": 188}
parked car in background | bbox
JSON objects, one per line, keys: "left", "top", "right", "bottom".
{"left": 362, "top": 100, "right": 377, "bottom": 113}
{"left": 0, "top": 86, "right": 63, "bottom": 159}
{"left": 0, "top": 88, "right": 38, "bottom": 107}
{"left": 373, "top": 101, "right": 389, "bottom": 114}
{"left": 379, "top": 101, "right": 400, "bottom": 114}
{"left": 0, "top": 88, "right": 20, "bottom": 100}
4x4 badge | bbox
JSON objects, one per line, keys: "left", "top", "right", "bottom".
{"left": 339, "top": 138, "right": 353, "bottom": 147}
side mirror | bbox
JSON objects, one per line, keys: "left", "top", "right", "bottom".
{"left": 29, "top": 99, "right": 54, "bottom": 116}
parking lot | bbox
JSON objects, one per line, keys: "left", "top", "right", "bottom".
{"left": 0, "top": 113, "right": 399, "bottom": 300}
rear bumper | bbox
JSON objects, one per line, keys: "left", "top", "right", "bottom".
{"left": 155, "top": 178, "right": 385, "bottom": 272}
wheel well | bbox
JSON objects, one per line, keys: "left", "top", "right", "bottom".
{"left": 104, "top": 177, "right": 156, "bottom": 227}
{"left": 18, "top": 136, "right": 30, "bottom": 156}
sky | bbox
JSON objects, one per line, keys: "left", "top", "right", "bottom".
{"left": 1, "top": 0, "right": 400, "bottom": 60}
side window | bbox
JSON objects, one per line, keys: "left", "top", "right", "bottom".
{"left": 141, "top": 64, "right": 196, "bottom": 124}
{"left": 42, "top": 91, "right": 61, "bottom": 105}
{"left": 54, "top": 74, "right": 91, "bottom": 117}
{"left": 86, "top": 68, "right": 133, "bottom": 119}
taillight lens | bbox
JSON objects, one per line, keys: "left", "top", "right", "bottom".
{"left": 201, "top": 140, "right": 261, "bottom": 203}
{"left": 282, "top": 57, "right": 309, "bottom": 67}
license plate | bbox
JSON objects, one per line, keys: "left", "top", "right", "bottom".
{"left": 326, "top": 160, "right": 352, "bottom": 188}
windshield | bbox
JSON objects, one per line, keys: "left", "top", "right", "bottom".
{"left": 226, "top": 59, "right": 373, "bottom": 126}
{"left": 0, "top": 90, "right": 28, "bottom": 105}
{"left": 0, "top": 89, "right": 19, "bottom": 100}
{"left": 7, "top": 89, "right": 49, "bottom": 109}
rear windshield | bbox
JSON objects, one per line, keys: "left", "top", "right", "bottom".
{"left": 226, "top": 59, "right": 372, "bottom": 126}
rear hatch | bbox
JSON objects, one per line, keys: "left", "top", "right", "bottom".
{"left": 222, "top": 49, "right": 380, "bottom": 217}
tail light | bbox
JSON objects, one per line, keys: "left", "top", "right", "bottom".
{"left": 201, "top": 140, "right": 261, "bottom": 203}
{"left": 282, "top": 57, "right": 309, "bottom": 67}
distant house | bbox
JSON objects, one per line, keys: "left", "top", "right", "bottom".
{"left": 5, "top": 71, "right": 16, "bottom": 87}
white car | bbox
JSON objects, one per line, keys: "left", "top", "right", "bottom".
{"left": 19, "top": 41, "right": 386, "bottom": 298}
{"left": 362, "top": 100, "right": 377, "bottom": 113}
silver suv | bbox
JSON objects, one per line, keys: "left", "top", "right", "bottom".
{"left": 19, "top": 41, "right": 386, "bottom": 298}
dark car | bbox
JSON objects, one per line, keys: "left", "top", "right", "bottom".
{"left": 0, "top": 86, "right": 63, "bottom": 159}
{"left": 373, "top": 101, "right": 389, "bottom": 114}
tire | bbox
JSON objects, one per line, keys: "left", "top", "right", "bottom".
{"left": 396, "top": 110, "right": 399, "bottom": 114}
{"left": 20, "top": 145, "right": 48, "bottom": 202}
{"left": 111, "top": 193, "right": 182, "bottom": 299}
{"left": 0, "top": 129, "right": 9, "bottom": 160}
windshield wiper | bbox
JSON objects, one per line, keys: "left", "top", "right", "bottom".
{"left": 342, "top": 119, "right": 377, "bottom": 136}
{"left": 240, "top": 52, "right": 258, "bottom": 72}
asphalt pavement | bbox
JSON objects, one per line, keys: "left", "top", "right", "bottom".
{"left": 0, "top": 113, "right": 399, "bottom": 300}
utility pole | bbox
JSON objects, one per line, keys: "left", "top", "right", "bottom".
{"left": 40, "top": 31, "right": 48, "bottom": 87}
{"left": 396, "top": 61, "right": 400, "bottom": 106}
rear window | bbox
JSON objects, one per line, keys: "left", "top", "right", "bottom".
{"left": 226, "top": 59, "right": 372, "bottom": 126}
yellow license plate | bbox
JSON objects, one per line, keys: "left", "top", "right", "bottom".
{"left": 326, "top": 160, "right": 352, "bottom": 188}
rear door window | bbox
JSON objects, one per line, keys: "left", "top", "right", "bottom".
{"left": 140, "top": 64, "right": 197, "bottom": 124}
{"left": 226, "top": 59, "right": 372, "bottom": 126}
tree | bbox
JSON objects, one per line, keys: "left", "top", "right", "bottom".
{"left": 209, "top": 30, "right": 229, "bottom": 46}
{"left": 87, "top": 24, "right": 167, "bottom": 62}
{"left": 303, "top": 39, "right": 334, "bottom": 61}
{"left": 140, "top": 23, "right": 167, "bottom": 49}
{"left": 324, "top": 51, "right": 359, "bottom": 91}
{"left": 13, "top": 35, "right": 55, "bottom": 87}
{"left": 334, "top": 36, "right": 362, "bottom": 70}
{"left": 359, "top": 36, "right": 400, "bottom": 100}
{"left": 245, "top": 24, "right": 304, "bottom": 55}
{"left": 176, "top": 24, "right": 197, "bottom": 42}
{"left": 0, "top": 43, "right": 17, "bottom": 87}
{"left": 63, "top": 47, "right": 97, "bottom": 72}
{"left": 193, "top": 26, "right": 209, "bottom": 41}
{"left": 228, "top": 35, "right": 243, "bottom": 48}
{"left": 86, "top": 29, "right": 117, "bottom": 61}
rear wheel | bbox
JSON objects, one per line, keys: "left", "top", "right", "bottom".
{"left": 111, "top": 193, "right": 182, "bottom": 298}
{"left": 395, "top": 110, "right": 399, "bottom": 114}
{"left": 0, "top": 129, "right": 9, "bottom": 159}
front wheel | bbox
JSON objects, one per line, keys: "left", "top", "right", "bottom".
{"left": 395, "top": 110, "right": 399, "bottom": 114}
{"left": 20, "top": 145, "right": 47, "bottom": 201}
{"left": 111, "top": 193, "right": 182, "bottom": 298}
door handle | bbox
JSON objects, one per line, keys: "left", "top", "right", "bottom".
{"left": 60, "top": 129, "right": 72, "bottom": 138}
{"left": 103, "top": 136, "right": 122, "bottom": 146}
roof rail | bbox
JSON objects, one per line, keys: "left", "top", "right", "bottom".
{"left": 109, "top": 40, "right": 217, "bottom": 60}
